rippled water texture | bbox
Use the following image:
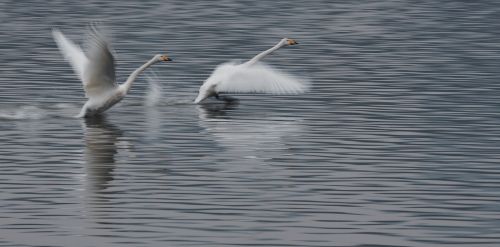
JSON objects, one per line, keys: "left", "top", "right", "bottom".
{"left": 2, "top": 1, "right": 500, "bottom": 246}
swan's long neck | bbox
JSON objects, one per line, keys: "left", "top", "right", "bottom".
{"left": 245, "top": 41, "right": 285, "bottom": 66}
{"left": 121, "top": 57, "right": 157, "bottom": 93}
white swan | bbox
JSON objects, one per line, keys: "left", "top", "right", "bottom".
{"left": 52, "top": 26, "right": 172, "bottom": 117}
{"left": 194, "top": 38, "right": 309, "bottom": 104}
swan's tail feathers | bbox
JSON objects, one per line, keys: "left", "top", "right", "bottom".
{"left": 75, "top": 108, "right": 86, "bottom": 118}
{"left": 194, "top": 83, "right": 215, "bottom": 104}
{"left": 194, "top": 93, "right": 208, "bottom": 104}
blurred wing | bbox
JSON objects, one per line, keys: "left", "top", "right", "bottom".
{"left": 83, "top": 27, "right": 117, "bottom": 97}
{"left": 52, "top": 29, "right": 88, "bottom": 83}
{"left": 215, "top": 62, "right": 310, "bottom": 94}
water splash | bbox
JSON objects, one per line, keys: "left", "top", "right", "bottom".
{"left": 144, "top": 71, "right": 195, "bottom": 106}
{"left": 145, "top": 73, "right": 163, "bottom": 107}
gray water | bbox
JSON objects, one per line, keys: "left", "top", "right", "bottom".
{"left": 2, "top": 1, "right": 500, "bottom": 246}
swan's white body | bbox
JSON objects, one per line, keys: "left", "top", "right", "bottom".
{"left": 52, "top": 26, "right": 171, "bottom": 117}
{"left": 194, "top": 38, "right": 309, "bottom": 104}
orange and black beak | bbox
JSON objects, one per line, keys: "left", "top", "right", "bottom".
{"left": 287, "top": 39, "right": 298, "bottom": 45}
{"left": 162, "top": 57, "right": 172, "bottom": 62}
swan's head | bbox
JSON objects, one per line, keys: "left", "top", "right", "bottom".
{"left": 155, "top": 54, "right": 172, "bottom": 62}
{"left": 283, "top": 38, "right": 298, "bottom": 46}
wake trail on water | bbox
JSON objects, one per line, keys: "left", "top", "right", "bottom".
{"left": 0, "top": 103, "right": 81, "bottom": 120}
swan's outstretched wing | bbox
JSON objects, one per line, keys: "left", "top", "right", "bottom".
{"left": 52, "top": 29, "right": 88, "bottom": 83}
{"left": 52, "top": 27, "right": 116, "bottom": 98}
{"left": 82, "top": 27, "right": 117, "bottom": 97}
{"left": 215, "top": 62, "right": 310, "bottom": 94}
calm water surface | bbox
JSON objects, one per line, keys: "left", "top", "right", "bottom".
{"left": 2, "top": 1, "right": 500, "bottom": 246}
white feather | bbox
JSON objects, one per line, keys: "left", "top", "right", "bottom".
{"left": 52, "top": 29, "right": 88, "bottom": 83}
{"left": 215, "top": 61, "right": 309, "bottom": 94}
{"left": 83, "top": 27, "right": 117, "bottom": 97}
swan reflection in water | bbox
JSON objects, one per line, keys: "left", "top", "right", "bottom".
{"left": 83, "top": 115, "right": 122, "bottom": 192}
{"left": 197, "top": 102, "right": 303, "bottom": 161}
